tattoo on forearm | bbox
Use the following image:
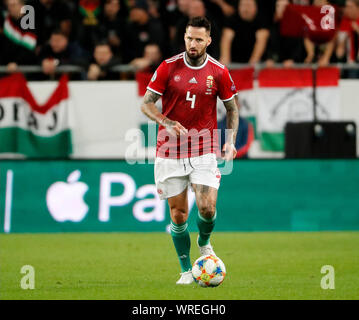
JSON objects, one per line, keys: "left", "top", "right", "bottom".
{"left": 223, "top": 98, "right": 239, "bottom": 142}
{"left": 143, "top": 90, "right": 161, "bottom": 104}
{"left": 141, "top": 90, "right": 163, "bottom": 123}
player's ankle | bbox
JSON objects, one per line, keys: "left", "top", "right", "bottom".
{"left": 198, "top": 235, "right": 210, "bottom": 247}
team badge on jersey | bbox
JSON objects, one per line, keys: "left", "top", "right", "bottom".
{"left": 174, "top": 75, "right": 181, "bottom": 82}
{"left": 206, "top": 75, "right": 214, "bottom": 88}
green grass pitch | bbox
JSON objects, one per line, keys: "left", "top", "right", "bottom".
{"left": 0, "top": 232, "right": 358, "bottom": 300}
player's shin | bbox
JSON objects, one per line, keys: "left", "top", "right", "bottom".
{"left": 197, "top": 210, "right": 217, "bottom": 247}
{"left": 170, "top": 221, "right": 192, "bottom": 272}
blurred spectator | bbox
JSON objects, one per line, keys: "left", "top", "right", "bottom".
{"left": 343, "top": 0, "right": 359, "bottom": 20}
{"left": 266, "top": 0, "right": 306, "bottom": 67}
{"left": 96, "top": 0, "right": 129, "bottom": 61}
{"left": 0, "top": 0, "right": 37, "bottom": 71}
{"left": 124, "top": 0, "right": 165, "bottom": 63}
{"left": 177, "top": 0, "right": 191, "bottom": 16}
{"left": 27, "top": 0, "right": 72, "bottom": 47}
{"left": 336, "top": 0, "right": 359, "bottom": 77}
{"left": 277, "top": 0, "right": 341, "bottom": 66}
{"left": 336, "top": 0, "right": 359, "bottom": 63}
{"left": 173, "top": 0, "right": 221, "bottom": 58}
{"left": 38, "top": 29, "right": 88, "bottom": 78}
{"left": 158, "top": 0, "right": 190, "bottom": 57}
{"left": 130, "top": 42, "right": 162, "bottom": 72}
{"left": 207, "top": 0, "right": 237, "bottom": 18}
{"left": 74, "top": 0, "right": 103, "bottom": 54}
{"left": 257, "top": 0, "right": 277, "bottom": 23}
{"left": 220, "top": 0, "right": 270, "bottom": 64}
{"left": 302, "top": 0, "right": 338, "bottom": 66}
{"left": 87, "top": 41, "right": 121, "bottom": 80}
{"left": 147, "top": 0, "right": 160, "bottom": 18}
{"left": 204, "top": 0, "right": 237, "bottom": 32}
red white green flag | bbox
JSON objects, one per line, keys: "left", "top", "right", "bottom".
{"left": 0, "top": 73, "right": 73, "bottom": 157}
{"left": 257, "top": 68, "right": 340, "bottom": 151}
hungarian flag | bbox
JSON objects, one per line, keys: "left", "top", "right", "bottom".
{"left": 0, "top": 73, "right": 73, "bottom": 158}
{"left": 257, "top": 68, "right": 340, "bottom": 151}
{"left": 229, "top": 68, "right": 257, "bottom": 138}
{"left": 3, "top": 14, "right": 37, "bottom": 50}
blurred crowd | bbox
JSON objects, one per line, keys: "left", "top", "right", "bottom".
{"left": 0, "top": 0, "right": 359, "bottom": 80}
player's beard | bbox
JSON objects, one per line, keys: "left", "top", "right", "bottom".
{"left": 186, "top": 46, "right": 207, "bottom": 65}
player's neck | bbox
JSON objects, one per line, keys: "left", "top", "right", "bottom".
{"left": 185, "top": 52, "right": 207, "bottom": 67}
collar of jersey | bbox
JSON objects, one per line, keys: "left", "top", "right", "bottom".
{"left": 183, "top": 52, "right": 209, "bottom": 70}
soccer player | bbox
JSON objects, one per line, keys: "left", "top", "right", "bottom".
{"left": 140, "top": 17, "right": 239, "bottom": 284}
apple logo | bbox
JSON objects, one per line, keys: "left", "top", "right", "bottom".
{"left": 46, "top": 170, "right": 89, "bottom": 222}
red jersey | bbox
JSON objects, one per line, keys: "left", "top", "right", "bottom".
{"left": 147, "top": 52, "right": 237, "bottom": 159}
{"left": 340, "top": 17, "right": 359, "bottom": 62}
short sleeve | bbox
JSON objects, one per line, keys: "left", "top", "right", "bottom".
{"left": 147, "top": 61, "right": 169, "bottom": 96}
{"left": 218, "top": 68, "right": 237, "bottom": 102}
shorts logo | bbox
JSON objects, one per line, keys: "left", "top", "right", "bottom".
{"left": 174, "top": 75, "right": 181, "bottom": 82}
{"left": 157, "top": 188, "right": 163, "bottom": 195}
{"left": 215, "top": 168, "right": 221, "bottom": 181}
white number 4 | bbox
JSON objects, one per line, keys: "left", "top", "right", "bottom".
{"left": 186, "top": 91, "right": 196, "bottom": 109}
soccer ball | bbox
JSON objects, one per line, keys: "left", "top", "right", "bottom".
{"left": 192, "top": 255, "right": 226, "bottom": 287}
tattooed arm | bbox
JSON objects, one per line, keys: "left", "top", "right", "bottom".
{"left": 222, "top": 95, "right": 239, "bottom": 160}
{"left": 141, "top": 89, "right": 188, "bottom": 137}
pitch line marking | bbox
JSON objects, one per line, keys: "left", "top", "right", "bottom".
{"left": 4, "top": 170, "right": 13, "bottom": 233}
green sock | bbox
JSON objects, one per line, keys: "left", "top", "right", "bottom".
{"left": 197, "top": 210, "right": 217, "bottom": 247}
{"left": 170, "top": 221, "right": 192, "bottom": 272}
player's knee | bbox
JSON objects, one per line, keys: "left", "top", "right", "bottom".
{"left": 198, "top": 204, "right": 216, "bottom": 220}
{"left": 170, "top": 208, "right": 188, "bottom": 224}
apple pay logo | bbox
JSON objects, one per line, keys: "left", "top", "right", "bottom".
{"left": 46, "top": 171, "right": 167, "bottom": 224}
{"left": 46, "top": 170, "right": 89, "bottom": 222}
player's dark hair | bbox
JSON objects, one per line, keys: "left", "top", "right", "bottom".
{"left": 186, "top": 17, "right": 211, "bottom": 34}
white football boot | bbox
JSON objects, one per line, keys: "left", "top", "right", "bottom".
{"left": 176, "top": 270, "right": 194, "bottom": 285}
{"left": 197, "top": 235, "right": 217, "bottom": 257}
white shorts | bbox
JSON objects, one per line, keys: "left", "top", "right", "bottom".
{"left": 154, "top": 153, "right": 221, "bottom": 200}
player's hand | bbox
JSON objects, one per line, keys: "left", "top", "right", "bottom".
{"left": 162, "top": 118, "right": 188, "bottom": 137}
{"left": 222, "top": 142, "right": 237, "bottom": 161}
